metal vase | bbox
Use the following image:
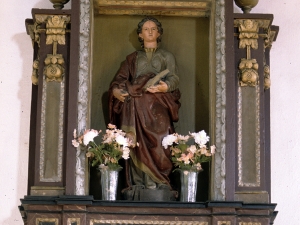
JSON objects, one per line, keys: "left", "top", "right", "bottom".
{"left": 179, "top": 169, "right": 199, "bottom": 202}
{"left": 99, "top": 167, "right": 122, "bottom": 200}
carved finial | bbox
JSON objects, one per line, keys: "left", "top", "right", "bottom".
{"left": 49, "top": 0, "right": 70, "bottom": 9}
{"left": 234, "top": 0, "right": 259, "bottom": 14}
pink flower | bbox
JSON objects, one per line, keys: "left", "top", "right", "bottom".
{"left": 86, "top": 151, "right": 94, "bottom": 158}
{"left": 107, "top": 123, "right": 116, "bottom": 129}
{"left": 210, "top": 145, "right": 216, "bottom": 154}
{"left": 195, "top": 163, "right": 202, "bottom": 171}
{"left": 177, "top": 152, "right": 194, "bottom": 165}
{"left": 177, "top": 134, "right": 190, "bottom": 142}
{"left": 72, "top": 139, "right": 79, "bottom": 148}
{"left": 200, "top": 147, "right": 207, "bottom": 155}
{"left": 187, "top": 145, "right": 197, "bottom": 154}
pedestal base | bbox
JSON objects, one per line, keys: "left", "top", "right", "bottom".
{"left": 19, "top": 196, "right": 277, "bottom": 225}
{"left": 122, "top": 185, "right": 177, "bottom": 201}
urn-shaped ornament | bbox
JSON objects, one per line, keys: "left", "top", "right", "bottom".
{"left": 49, "top": 0, "right": 70, "bottom": 9}
{"left": 234, "top": 0, "right": 259, "bottom": 14}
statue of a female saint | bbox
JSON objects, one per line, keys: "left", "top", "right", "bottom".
{"left": 109, "top": 16, "right": 181, "bottom": 200}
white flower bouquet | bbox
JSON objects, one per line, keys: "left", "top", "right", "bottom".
{"left": 72, "top": 124, "right": 133, "bottom": 170}
{"left": 162, "top": 130, "right": 215, "bottom": 171}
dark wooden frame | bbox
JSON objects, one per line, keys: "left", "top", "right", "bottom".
{"left": 24, "top": 0, "right": 277, "bottom": 201}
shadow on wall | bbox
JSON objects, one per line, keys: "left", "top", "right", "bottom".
{"left": 0, "top": 33, "right": 33, "bottom": 224}
{"left": 0, "top": 1, "right": 72, "bottom": 223}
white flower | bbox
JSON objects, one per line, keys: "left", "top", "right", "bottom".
{"left": 190, "top": 130, "right": 209, "bottom": 147}
{"left": 195, "top": 163, "right": 202, "bottom": 171}
{"left": 210, "top": 145, "right": 216, "bottom": 154}
{"left": 102, "top": 137, "right": 113, "bottom": 144}
{"left": 83, "top": 129, "right": 99, "bottom": 145}
{"left": 99, "top": 164, "right": 106, "bottom": 169}
{"left": 115, "top": 135, "right": 129, "bottom": 147}
{"left": 162, "top": 134, "right": 178, "bottom": 149}
{"left": 122, "top": 147, "right": 130, "bottom": 160}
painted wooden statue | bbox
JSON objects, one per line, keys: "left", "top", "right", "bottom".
{"left": 109, "top": 16, "right": 181, "bottom": 200}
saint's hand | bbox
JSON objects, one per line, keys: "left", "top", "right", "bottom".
{"left": 146, "top": 80, "right": 168, "bottom": 93}
{"left": 112, "top": 88, "right": 129, "bottom": 102}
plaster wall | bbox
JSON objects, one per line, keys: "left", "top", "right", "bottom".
{"left": 0, "top": 0, "right": 297, "bottom": 224}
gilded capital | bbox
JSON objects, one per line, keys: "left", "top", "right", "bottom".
{"left": 238, "top": 19, "right": 259, "bottom": 49}
{"left": 33, "top": 14, "right": 70, "bottom": 46}
{"left": 45, "top": 15, "right": 70, "bottom": 45}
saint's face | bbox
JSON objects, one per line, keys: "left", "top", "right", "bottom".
{"left": 139, "top": 21, "right": 160, "bottom": 44}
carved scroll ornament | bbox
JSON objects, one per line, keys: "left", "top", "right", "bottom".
{"left": 33, "top": 15, "right": 70, "bottom": 83}
{"left": 264, "top": 64, "right": 270, "bottom": 90}
{"left": 238, "top": 19, "right": 259, "bottom": 50}
{"left": 237, "top": 19, "right": 259, "bottom": 87}
{"left": 45, "top": 15, "right": 69, "bottom": 45}
{"left": 31, "top": 59, "right": 39, "bottom": 85}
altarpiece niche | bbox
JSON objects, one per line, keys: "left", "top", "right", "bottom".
{"left": 89, "top": 15, "right": 211, "bottom": 201}
{"left": 23, "top": 0, "right": 278, "bottom": 206}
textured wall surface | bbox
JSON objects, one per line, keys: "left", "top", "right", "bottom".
{"left": 0, "top": 1, "right": 297, "bottom": 224}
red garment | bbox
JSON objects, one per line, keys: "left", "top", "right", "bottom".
{"left": 109, "top": 51, "right": 181, "bottom": 188}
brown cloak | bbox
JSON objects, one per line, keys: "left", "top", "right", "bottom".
{"left": 109, "top": 51, "right": 181, "bottom": 188}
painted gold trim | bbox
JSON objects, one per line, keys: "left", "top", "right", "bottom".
{"left": 264, "top": 27, "right": 276, "bottom": 49}
{"left": 36, "top": 218, "right": 59, "bottom": 225}
{"left": 95, "top": 9, "right": 207, "bottom": 17}
{"left": 218, "top": 222, "right": 231, "bottom": 225}
{"left": 94, "top": 0, "right": 211, "bottom": 17}
{"left": 95, "top": 0, "right": 210, "bottom": 8}
{"left": 237, "top": 84, "right": 261, "bottom": 187}
{"left": 90, "top": 220, "right": 208, "bottom": 225}
{"left": 235, "top": 19, "right": 260, "bottom": 87}
{"left": 234, "top": 19, "right": 271, "bottom": 29}
{"left": 239, "top": 223, "right": 261, "bottom": 225}
{"left": 68, "top": 218, "right": 80, "bottom": 225}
